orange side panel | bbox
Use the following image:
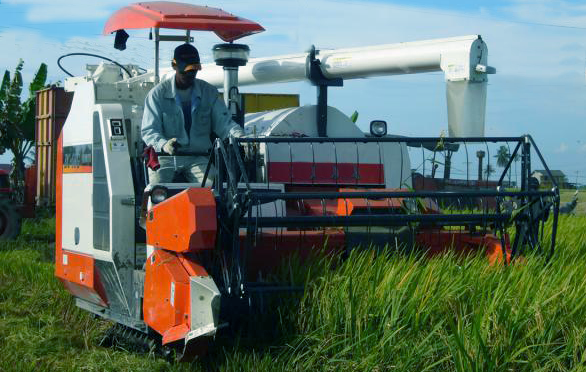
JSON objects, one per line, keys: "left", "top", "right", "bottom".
{"left": 60, "top": 279, "right": 107, "bottom": 307}
{"left": 336, "top": 188, "right": 405, "bottom": 216}
{"left": 146, "top": 188, "right": 217, "bottom": 253}
{"left": 163, "top": 324, "right": 190, "bottom": 345}
{"left": 178, "top": 254, "right": 210, "bottom": 277}
{"left": 63, "top": 165, "right": 92, "bottom": 173}
{"left": 144, "top": 250, "right": 212, "bottom": 344}
{"left": 57, "top": 250, "right": 94, "bottom": 287}
{"left": 416, "top": 230, "right": 511, "bottom": 265}
{"left": 55, "top": 250, "right": 108, "bottom": 307}
{"left": 485, "top": 234, "right": 511, "bottom": 265}
{"left": 143, "top": 250, "right": 192, "bottom": 342}
{"left": 55, "top": 132, "right": 106, "bottom": 307}
{"left": 55, "top": 133, "right": 64, "bottom": 281}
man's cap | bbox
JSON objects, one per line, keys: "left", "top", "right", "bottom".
{"left": 173, "top": 43, "right": 200, "bottom": 73}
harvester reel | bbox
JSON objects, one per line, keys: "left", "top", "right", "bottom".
{"left": 0, "top": 199, "right": 21, "bottom": 240}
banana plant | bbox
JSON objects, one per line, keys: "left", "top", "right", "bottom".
{"left": 0, "top": 59, "right": 47, "bottom": 198}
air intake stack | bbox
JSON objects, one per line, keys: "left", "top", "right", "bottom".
{"left": 213, "top": 43, "right": 250, "bottom": 126}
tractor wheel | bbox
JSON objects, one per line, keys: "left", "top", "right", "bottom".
{"left": 0, "top": 199, "right": 21, "bottom": 240}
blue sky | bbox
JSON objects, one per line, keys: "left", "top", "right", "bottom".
{"left": 0, "top": 0, "right": 585, "bottom": 184}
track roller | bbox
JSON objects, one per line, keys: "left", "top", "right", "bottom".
{"left": 100, "top": 324, "right": 209, "bottom": 362}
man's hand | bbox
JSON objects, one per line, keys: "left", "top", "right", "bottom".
{"left": 235, "top": 133, "right": 256, "bottom": 161}
{"left": 162, "top": 138, "right": 179, "bottom": 155}
{"left": 229, "top": 127, "right": 245, "bottom": 139}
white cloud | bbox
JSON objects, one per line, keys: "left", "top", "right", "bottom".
{"left": 555, "top": 142, "right": 569, "bottom": 153}
{"left": 502, "top": 0, "right": 586, "bottom": 28}
{"left": 1, "top": 0, "right": 585, "bottom": 174}
{"left": 3, "top": 0, "right": 585, "bottom": 78}
{"left": 3, "top": 0, "right": 124, "bottom": 22}
{"left": 0, "top": 29, "right": 65, "bottom": 85}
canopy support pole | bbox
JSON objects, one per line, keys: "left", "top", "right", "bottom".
{"left": 154, "top": 27, "right": 160, "bottom": 84}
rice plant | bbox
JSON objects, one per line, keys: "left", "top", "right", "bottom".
{"left": 1, "top": 215, "right": 585, "bottom": 371}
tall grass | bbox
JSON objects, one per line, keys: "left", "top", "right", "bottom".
{"left": 280, "top": 215, "right": 586, "bottom": 371}
{"left": 0, "top": 219, "right": 181, "bottom": 372}
{"left": 1, "top": 216, "right": 585, "bottom": 371}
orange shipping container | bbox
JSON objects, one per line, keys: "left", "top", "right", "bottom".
{"left": 35, "top": 86, "right": 73, "bottom": 207}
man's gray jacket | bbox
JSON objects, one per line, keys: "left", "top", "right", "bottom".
{"left": 141, "top": 74, "right": 243, "bottom": 153}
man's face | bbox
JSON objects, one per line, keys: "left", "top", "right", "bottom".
{"left": 173, "top": 54, "right": 200, "bottom": 88}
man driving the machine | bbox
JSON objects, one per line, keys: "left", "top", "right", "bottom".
{"left": 141, "top": 43, "right": 244, "bottom": 184}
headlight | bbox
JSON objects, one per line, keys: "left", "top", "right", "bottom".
{"left": 150, "top": 186, "right": 168, "bottom": 204}
{"left": 370, "top": 120, "right": 387, "bottom": 137}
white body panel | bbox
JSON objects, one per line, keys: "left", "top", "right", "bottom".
{"left": 62, "top": 82, "right": 94, "bottom": 146}
{"left": 381, "top": 140, "right": 412, "bottom": 188}
{"left": 94, "top": 104, "right": 135, "bottom": 262}
{"left": 199, "top": 35, "right": 488, "bottom": 85}
{"left": 61, "top": 83, "right": 137, "bottom": 264}
{"left": 62, "top": 82, "right": 95, "bottom": 256}
{"left": 62, "top": 78, "right": 145, "bottom": 318}
{"left": 244, "top": 105, "right": 412, "bottom": 188}
{"left": 244, "top": 105, "right": 364, "bottom": 137}
{"left": 62, "top": 173, "right": 93, "bottom": 253}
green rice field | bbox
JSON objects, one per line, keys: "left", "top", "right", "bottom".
{"left": 0, "top": 193, "right": 585, "bottom": 371}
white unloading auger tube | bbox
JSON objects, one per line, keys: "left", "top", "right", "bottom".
{"left": 197, "top": 35, "right": 496, "bottom": 137}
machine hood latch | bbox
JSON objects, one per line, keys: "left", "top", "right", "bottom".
{"left": 121, "top": 197, "right": 136, "bottom": 206}
{"left": 475, "top": 64, "right": 496, "bottom": 74}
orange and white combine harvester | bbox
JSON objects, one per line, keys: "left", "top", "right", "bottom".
{"left": 55, "top": 2, "right": 560, "bottom": 358}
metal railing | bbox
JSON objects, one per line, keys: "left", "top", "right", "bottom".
{"left": 203, "top": 135, "right": 560, "bottom": 297}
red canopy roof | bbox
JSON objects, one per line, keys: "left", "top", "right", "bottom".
{"left": 103, "top": 2, "right": 264, "bottom": 42}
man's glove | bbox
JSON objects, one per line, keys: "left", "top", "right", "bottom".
{"left": 162, "top": 138, "right": 178, "bottom": 155}
{"left": 142, "top": 146, "right": 160, "bottom": 170}
{"left": 229, "top": 127, "right": 245, "bottom": 139}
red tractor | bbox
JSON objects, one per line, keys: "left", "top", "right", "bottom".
{"left": 0, "top": 165, "right": 21, "bottom": 240}
{"left": 0, "top": 164, "right": 37, "bottom": 240}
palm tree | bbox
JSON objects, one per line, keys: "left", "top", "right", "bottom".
{"left": 494, "top": 145, "right": 511, "bottom": 186}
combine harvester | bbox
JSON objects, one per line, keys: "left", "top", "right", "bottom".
{"left": 55, "top": 2, "right": 560, "bottom": 359}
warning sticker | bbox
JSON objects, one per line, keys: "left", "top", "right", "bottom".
{"left": 331, "top": 56, "right": 352, "bottom": 69}
{"left": 63, "top": 144, "right": 92, "bottom": 173}
{"left": 110, "top": 140, "right": 127, "bottom": 152}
